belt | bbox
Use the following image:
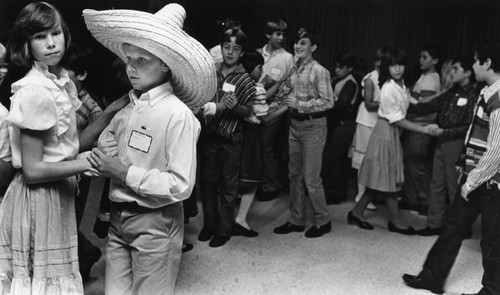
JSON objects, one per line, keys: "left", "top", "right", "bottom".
{"left": 112, "top": 201, "right": 149, "bottom": 212}
{"left": 291, "top": 112, "right": 326, "bottom": 121}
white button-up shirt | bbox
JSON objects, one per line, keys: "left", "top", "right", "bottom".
{"left": 98, "top": 82, "right": 201, "bottom": 208}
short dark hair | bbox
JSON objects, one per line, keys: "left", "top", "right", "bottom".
{"left": 475, "top": 40, "right": 500, "bottom": 73}
{"left": 336, "top": 52, "right": 356, "bottom": 68}
{"left": 66, "top": 45, "right": 94, "bottom": 76}
{"left": 265, "top": 20, "right": 287, "bottom": 35}
{"left": 240, "top": 52, "right": 264, "bottom": 74}
{"left": 221, "top": 28, "right": 248, "bottom": 50}
{"left": 378, "top": 48, "right": 408, "bottom": 88}
{"left": 7, "top": 2, "right": 71, "bottom": 72}
{"left": 294, "top": 27, "right": 320, "bottom": 49}
{"left": 420, "top": 42, "right": 444, "bottom": 72}
{"left": 452, "top": 54, "right": 476, "bottom": 83}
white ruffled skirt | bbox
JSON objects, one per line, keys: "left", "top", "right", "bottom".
{"left": 0, "top": 172, "right": 83, "bottom": 295}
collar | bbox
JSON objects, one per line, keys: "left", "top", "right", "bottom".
{"left": 295, "top": 56, "right": 314, "bottom": 71}
{"left": 480, "top": 78, "right": 500, "bottom": 101}
{"left": 129, "top": 82, "right": 173, "bottom": 107}
{"left": 216, "top": 62, "right": 246, "bottom": 75}
{"left": 262, "top": 44, "right": 284, "bottom": 57}
{"left": 457, "top": 82, "right": 474, "bottom": 94}
{"left": 388, "top": 78, "right": 406, "bottom": 91}
{"left": 33, "top": 61, "right": 71, "bottom": 87}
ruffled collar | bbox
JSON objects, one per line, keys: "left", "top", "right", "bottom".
{"left": 30, "top": 61, "right": 81, "bottom": 110}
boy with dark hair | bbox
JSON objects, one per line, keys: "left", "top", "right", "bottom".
{"left": 322, "top": 51, "right": 359, "bottom": 205}
{"left": 198, "top": 28, "right": 256, "bottom": 247}
{"left": 255, "top": 19, "right": 294, "bottom": 201}
{"left": 273, "top": 28, "right": 334, "bottom": 238}
{"left": 408, "top": 55, "right": 478, "bottom": 236}
{"left": 403, "top": 41, "right": 500, "bottom": 295}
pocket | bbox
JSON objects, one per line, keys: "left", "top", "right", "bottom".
{"left": 161, "top": 204, "right": 183, "bottom": 238}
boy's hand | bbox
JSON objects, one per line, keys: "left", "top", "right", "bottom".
{"left": 223, "top": 92, "right": 238, "bottom": 109}
{"left": 100, "top": 137, "right": 118, "bottom": 157}
{"left": 89, "top": 148, "right": 129, "bottom": 182}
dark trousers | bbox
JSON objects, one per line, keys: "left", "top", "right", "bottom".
{"left": 421, "top": 180, "right": 500, "bottom": 295}
{"left": 199, "top": 132, "right": 242, "bottom": 236}
{"left": 403, "top": 130, "right": 434, "bottom": 207}
{"left": 321, "top": 120, "right": 357, "bottom": 199}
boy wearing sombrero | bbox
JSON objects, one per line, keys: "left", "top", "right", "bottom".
{"left": 83, "top": 4, "right": 216, "bottom": 294}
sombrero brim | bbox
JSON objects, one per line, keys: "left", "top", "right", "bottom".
{"left": 83, "top": 8, "right": 216, "bottom": 110}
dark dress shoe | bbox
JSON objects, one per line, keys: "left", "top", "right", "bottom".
{"left": 198, "top": 227, "right": 214, "bottom": 242}
{"left": 347, "top": 211, "right": 374, "bottom": 230}
{"left": 402, "top": 274, "right": 444, "bottom": 294}
{"left": 305, "top": 221, "right": 331, "bottom": 238}
{"left": 182, "top": 242, "right": 194, "bottom": 253}
{"left": 209, "top": 235, "right": 230, "bottom": 248}
{"left": 388, "top": 222, "right": 416, "bottom": 235}
{"left": 417, "top": 226, "right": 444, "bottom": 236}
{"left": 233, "top": 222, "right": 259, "bottom": 237}
{"left": 273, "top": 222, "right": 305, "bottom": 234}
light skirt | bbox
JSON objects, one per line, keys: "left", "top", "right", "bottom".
{"left": 358, "top": 118, "right": 404, "bottom": 192}
{"left": 350, "top": 124, "right": 374, "bottom": 170}
{"left": 0, "top": 173, "right": 83, "bottom": 295}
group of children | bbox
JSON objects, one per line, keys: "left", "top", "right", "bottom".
{"left": 0, "top": 1, "right": 499, "bottom": 295}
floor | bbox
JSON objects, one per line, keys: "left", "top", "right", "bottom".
{"left": 81, "top": 178, "right": 482, "bottom": 295}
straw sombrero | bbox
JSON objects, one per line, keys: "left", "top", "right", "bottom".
{"left": 83, "top": 3, "right": 216, "bottom": 110}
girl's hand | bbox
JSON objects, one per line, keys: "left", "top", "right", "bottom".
{"left": 77, "top": 151, "right": 101, "bottom": 176}
{"left": 424, "top": 124, "right": 439, "bottom": 135}
{"left": 89, "top": 148, "right": 129, "bottom": 182}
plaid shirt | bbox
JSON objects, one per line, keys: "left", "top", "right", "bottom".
{"left": 408, "top": 82, "right": 478, "bottom": 139}
{"left": 75, "top": 88, "right": 102, "bottom": 132}
{"left": 285, "top": 57, "right": 334, "bottom": 114}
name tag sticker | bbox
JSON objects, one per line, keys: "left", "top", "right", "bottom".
{"left": 128, "top": 130, "right": 152, "bottom": 153}
{"left": 222, "top": 82, "right": 236, "bottom": 93}
{"left": 271, "top": 68, "right": 282, "bottom": 76}
{"left": 457, "top": 97, "right": 467, "bottom": 106}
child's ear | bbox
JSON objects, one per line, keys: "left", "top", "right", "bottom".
{"left": 485, "top": 58, "right": 492, "bottom": 70}
{"left": 76, "top": 71, "right": 87, "bottom": 82}
{"left": 161, "top": 63, "right": 170, "bottom": 73}
{"left": 311, "top": 44, "right": 317, "bottom": 53}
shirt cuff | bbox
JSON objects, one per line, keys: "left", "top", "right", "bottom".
{"left": 125, "top": 165, "right": 147, "bottom": 194}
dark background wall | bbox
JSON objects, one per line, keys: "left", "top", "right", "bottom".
{"left": 1, "top": 0, "right": 500, "bottom": 104}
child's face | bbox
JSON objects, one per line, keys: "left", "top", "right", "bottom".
{"left": 267, "top": 31, "right": 284, "bottom": 49}
{"left": 222, "top": 36, "right": 243, "bottom": 67}
{"left": 294, "top": 37, "right": 316, "bottom": 61}
{"left": 29, "top": 24, "right": 65, "bottom": 67}
{"left": 450, "top": 62, "right": 469, "bottom": 85}
{"left": 472, "top": 54, "right": 488, "bottom": 82}
{"left": 250, "top": 64, "right": 263, "bottom": 81}
{"left": 389, "top": 64, "right": 405, "bottom": 81}
{"left": 334, "top": 63, "right": 351, "bottom": 79}
{"left": 419, "top": 51, "right": 438, "bottom": 72}
{"left": 123, "top": 43, "right": 170, "bottom": 93}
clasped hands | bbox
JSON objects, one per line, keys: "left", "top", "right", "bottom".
{"left": 424, "top": 124, "right": 443, "bottom": 136}
{"left": 85, "top": 137, "right": 129, "bottom": 182}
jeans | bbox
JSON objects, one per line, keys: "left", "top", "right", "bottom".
{"left": 288, "top": 117, "right": 330, "bottom": 226}
{"left": 421, "top": 180, "right": 500, "bottom": 295}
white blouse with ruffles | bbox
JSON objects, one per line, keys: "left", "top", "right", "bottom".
{"left": 377, "top": 79, "right": 410, "bottom": 124}
{"left": 7, "top": 61, "right": 82, "bottom": 168}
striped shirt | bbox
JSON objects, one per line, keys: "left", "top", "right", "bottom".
{"left": 460, "top": 78, "right": 500, "bottom": 192}
{"left": 286, "top": 57, "right": 334, "bottom": 114}
{"left": 207, "top": 63, "right": 255, "bottom": 142}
